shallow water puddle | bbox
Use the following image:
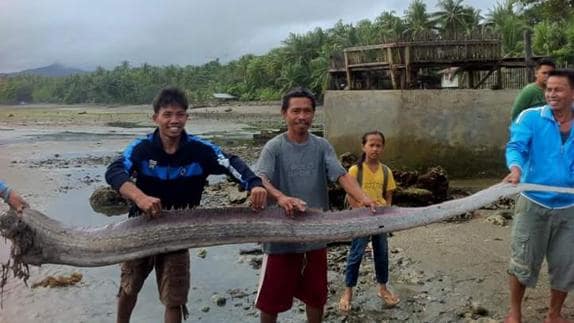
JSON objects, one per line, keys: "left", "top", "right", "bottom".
{"left": 2, "top": 184, "right": 266, "bottom": 323}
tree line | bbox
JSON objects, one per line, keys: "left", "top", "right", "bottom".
{"left": 1, "top": 0, "right": 573, "bottom": 105}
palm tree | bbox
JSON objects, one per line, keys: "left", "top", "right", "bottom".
{"left": 309, "top": 54, "right": 330, "bottom": 94}
{"left": 276, "top": 62, "right": 309, "bottom": 93}
{"left": 355, "top": 19, "right": 379, "bottom": 45}
{"left": 404, "top": 0, "right": 434, "bottom": 38}
{"left": 464, "top": 8, "right": 484, "bottom": 34}
{"left": 485, "top": 0, "right": 526, "bottom": 55}
{"left": 517, "top": 0, "right": 574, "bottom": 23}
{"left": 373, "top": 11, "right": 407, "bottom": 42}
{"left": 532, "top": 20, "right": 565, "bottom": 55}
{"left": 327, "top": 20, "right": 359, "bottom": 50}
{"left": 432, "top": 0, "right": 473, "bottom": 36}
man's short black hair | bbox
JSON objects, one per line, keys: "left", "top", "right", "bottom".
{"left": 281, "top": 87, "right": 316, "bottom": 112}
{"left": 535, "top": 58, "right": 556, "bottom": 70}
{"left": 548, "top": 69, "right": 574, "bottom": 88}
{"left": 152, "top": 87, "right": 189, "bottom": 113}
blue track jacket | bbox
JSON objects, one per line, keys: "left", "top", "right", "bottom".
{"left": 106, "top": 129, "right": 262, "bottom": 215}
{"left": 506, "top": 105, "right": 574, "bottom": 208}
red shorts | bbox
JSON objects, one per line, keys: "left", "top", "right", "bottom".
{"left": 255, "top": 248, "right": 328, "bottom": 314}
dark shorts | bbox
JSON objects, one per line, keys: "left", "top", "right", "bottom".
{"left": 255, "top": 248, "right": 328, "bottom": 314}
{"left": 119, "top": 249, "right": 190, "bottom": 306}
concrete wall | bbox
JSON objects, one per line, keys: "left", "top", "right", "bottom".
{"left": 324, "top": 89, "right": 519, "bottom": 178}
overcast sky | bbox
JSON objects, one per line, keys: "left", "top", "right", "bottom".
{"left": 0, "top": 0, "right": 499, "bottom": 73}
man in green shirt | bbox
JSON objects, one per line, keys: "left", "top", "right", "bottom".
{"left": 511, "top": 58, "right": 555, "bottom": 121}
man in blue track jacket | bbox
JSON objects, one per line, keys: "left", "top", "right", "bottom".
{"left": 504, "top": 69, "right": 574, "bottom": 323}
{"left": 106, "top": 87, "right": 267, "bottom": 323}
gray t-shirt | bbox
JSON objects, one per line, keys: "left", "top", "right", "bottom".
{"left": 255, "top": 132, "right": 347, "bottom": 254}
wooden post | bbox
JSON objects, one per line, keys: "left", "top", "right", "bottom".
{"left": 405, "top": 45, "right": 411, "bottom": 88}
{"left": 387, "top": 47, "right": 397, "bottom": 89}
{"left": 496, "top": 67, "right": 502, "bottom": 89}
{"left": 344, "top": 51, "right": 352, "bottom": 90}
{"left": 524, "top": 30, "right": 534, "bottom": 82}
{"left": 365, "top": 72, "right": 371, "bottom": 90}
{"left": 468, "top": 70, "right": 474, "bottom": 88}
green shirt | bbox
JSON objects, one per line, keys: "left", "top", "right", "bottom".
{"left": 511, "top": 83, "right": 545, "bottom": 121}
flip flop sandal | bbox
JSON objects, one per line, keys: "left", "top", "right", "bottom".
{"left": 378, "top": 291, "right": 400, "bottom": 306}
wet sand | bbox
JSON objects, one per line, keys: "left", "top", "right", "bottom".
{"left": 0, "top": 103, "right": 572, "bottom": 323}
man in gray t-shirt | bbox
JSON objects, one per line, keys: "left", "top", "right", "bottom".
{"left": 254, "top": 87, "right": 376, "bottom": 323}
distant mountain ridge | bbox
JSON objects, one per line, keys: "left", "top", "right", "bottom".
{"left": 4, "top": 63, "right": 87, "bottom": 77}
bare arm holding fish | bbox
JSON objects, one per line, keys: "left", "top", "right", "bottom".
{"left": 118, "top": 181, "right": 162, "bottom": 218}
{"left": 503, "top": 166, "right": 522, "bottom": 184}
{"left": 0, "top": 180, "right": 28, "bottom": 212}
{"left": 260, "top": 175, "right": 307, "bottom": 216}
{"left": 338, "top": 174, "right": 376, "bottom": 212}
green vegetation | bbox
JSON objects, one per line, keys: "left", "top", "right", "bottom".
{"left": 1, "top": 0, "right": 573, "bottom": 105}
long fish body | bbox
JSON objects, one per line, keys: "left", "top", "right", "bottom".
{"left": 1, "top": 183, "right": 573, "bottom": 267}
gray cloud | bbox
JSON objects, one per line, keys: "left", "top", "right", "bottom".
{"left": 0, "top": 0, "right": 497, "bottom": 73}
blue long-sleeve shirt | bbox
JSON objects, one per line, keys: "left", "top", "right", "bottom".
{"left": 106, "top": 129, "right": 262, "bottom": 215}
{"left": 506, "top": 105, "right": 574, "bottom": 208}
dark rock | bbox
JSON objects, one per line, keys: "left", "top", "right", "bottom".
{"left": 328, "top": 182, "right": 347, "bottom": 210}
{"left": 446, "top": 211, "right": 475, "bottom": 222}
{"left": 416, "top": 166, "right": 449, "bottom": 202}
{"left": 482, "top": 197, "right": 516, "bottom": 210}
{"left": 212, "top": 295, "right": 227, "bottom": 306}
{"left": 197, "top": 248, "right": 207, "bottom": 258}
{"left": 227, "top": 288, "right": 249, "bottom": 299}
{"left": 485, "top": 214, "right": 507, "bottom": 226}
{"left": 499, "top": 210, "right": 514, "bottom": 219}
{"left": 228, "top": 190, "right": 248, "bottom": 204}
{"left": 249, "top": 257, "right": 262, "bottom": 270}
{"left": 239, "top": 247, "right": 263, "bottom": 255}
{"left": 394, "top": 169, "right": 420, "bottom": 187}
{"left": 89, "top": 186, "right": 130, "bottom": 216}
{"left": 470, "top": 301, "right": 489, "bottom": 316}
{"left": 339, "top": 152, "right": 358, "bottom": 170}
{"left": 394, "top": 187, "right": 434, "bottom": 206}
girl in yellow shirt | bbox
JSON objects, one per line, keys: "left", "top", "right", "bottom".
{"left": 339, "top": 130, "right": 400, "bottom": 312}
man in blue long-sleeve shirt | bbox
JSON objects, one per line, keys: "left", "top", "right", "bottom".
{"left": 504, "top": 69, "right": 574, "bottom": 323}
{"left": 105, "top": 87, "right": 267, "bottom": 323}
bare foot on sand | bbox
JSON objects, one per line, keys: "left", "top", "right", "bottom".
{"left": 339, "top": 288, "right": 352, "bottom": 313}
{"left": 543, "top": 315, "right": 573, "bottom": 323}
{"left": 504, "top": 314, "right": 521, "bottom": 323}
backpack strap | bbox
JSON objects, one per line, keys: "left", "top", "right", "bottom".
{"left": 382, "top": 163, "right": 389, "bottom": 198}
{"left": 344, "top": 164, "right": 363, "bottom": 209}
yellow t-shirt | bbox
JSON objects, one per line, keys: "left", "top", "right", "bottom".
{"left": 348, "top": 162, "right": 396, "bottom": 206}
